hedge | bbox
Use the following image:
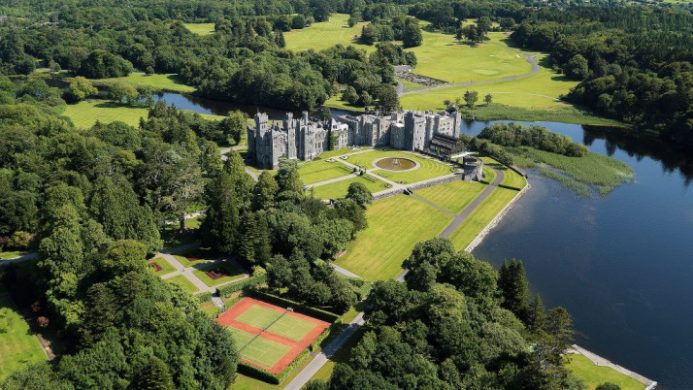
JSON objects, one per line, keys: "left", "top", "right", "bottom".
{"left": 217, "top": 274, "right": 266, "bottom": 297}
{"left": 245, "top": 289, "right": 340, "bottom": 323}
{"left": 197, "top": 292, "right": 212, "bottom": 303}
{"left": 237, "top": 363, "right": 280, "bottom": 384}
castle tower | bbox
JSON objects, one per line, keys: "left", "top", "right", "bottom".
{"left": 285, "top": 112, "right": 297, "bottom": 159}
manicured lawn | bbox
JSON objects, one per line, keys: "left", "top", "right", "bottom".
{"left": 284, "top": 14, "right": 373, "bottom": 52}
{"left": 298, "top": 159, "right": 353, "bottom": 185}
{"left": 192, "top": 261, "right": 246, "bottom": 287}
{"left": 90, "top": 73, "right": 195, "bottom": 93}
{"left": 406, "top": 32, "right": 532, "bottom": 83}
{"left": 0, "top": 250, "right": 28, "bottom": 260}
{"left": 184, "top": 23, "right": 216, "bottom": 35}
{"left": 148, "top": 256, "right": 175, "bottom": 275}
{"left": 400, "top": 79, "right": 426, "bottom": 93}
{"left": 0, "top": 293, "right": 46, "bottom": 381}
{"left": 415, "top": 180, "right": 487, "bottom": 214}
{"left": 565, "top": 354, "right": 646, "bottom": 390}
{"left": 401, "top": 65, "right": 579, "bottom": 111}
{"left": 165, "top": 275, "right": 199, "bottom": 294}
{"left": 311, "top": 174, "right": 389, "bottom": 200}
{"left": 63, "top": 100, "right": 224, "bottom": 129}
{"left": 448, "top": 187, "right": 519, "bottom": 251}
{"left": 346, "top": 150, "right": 453, "bottom": 184}
{"left": 501, "top": 168, "right": 527, "bottom": 190}
{"left": 336, "top": 194, "right": 452, "bottom": 280}
{"left": 172, "top": 254, "right": 205, "bottom": 268}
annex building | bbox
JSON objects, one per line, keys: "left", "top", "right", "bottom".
{"left": 247, "top": 109, "right": 463, "bottom": 169}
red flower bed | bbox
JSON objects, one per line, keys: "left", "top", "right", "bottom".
{"left": 206, "top": 269, "right": 225, "bottom": 280}
{"left": 149, "top": 262, "right": 162, "bottom": 272}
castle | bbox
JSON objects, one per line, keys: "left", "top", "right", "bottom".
{"left": 247, "top": 109, "right": 463, "bottom": 169}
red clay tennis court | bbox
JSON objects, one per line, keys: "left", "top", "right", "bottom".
{"left": 217, "top": 297, "right": 330, "bottom": 375}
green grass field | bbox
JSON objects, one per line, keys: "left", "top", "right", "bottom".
{"left": 229, "top": 328, "right": 291, "bottom": 368}
{"left": 415, "top": 180, "right": 487, "bottom": 214}
{"left": 91, "top": 73, "right": 195, "bottom": 93}
{"left": 346, "top": 150, "right": 453, "bottom": 184}
{"left": 448, "top": 187, "right": 519, "bottom": 251}
{"left": 235, "top": 306, "right": 317, "bottom": 341}
{"left": 311, "top": 175, "right": 389, "bottom": 200}
{"left": 0, "top": 293, "right": 46, "bottom": 381}
{"left": 148, "top": 257, "right": 175, "bottom": 275}
{"left": 298, "top": 159, "right": 353, "bottom": 185}
{"left": 183, "top": 23, "right": 216, "bottom": 36}
{"left": 192, "top": 261, "right": 246, "bottom": 287}
{"left": 566, "top": 354, "right": 646, "bottom": 390}
{"left": 63, "top": 100, "right": 224, "bottom": 129}
{"left": 0, "top": 250, "right": 28, "bottom": 260}
{"left": 407, "top": 32, "right": 532, "bottom": 83}
{"left": 284, "top": 14, "right": 372, "bottom": 52}
{"left": 336, "top": 194, "right": 452, "bottom": 280}
{"left": 165, "top": 275, "right": 199, "bottom": 294}
{"left": 172, "top": 254, "right": 205, "bottom": 268}
{"left": 500, "top": 168, "right": 527, "bottom": 190}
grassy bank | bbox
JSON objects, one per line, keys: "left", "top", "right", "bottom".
{"left": 0, "top": 293, "right": 46, "bottom": 381}
{"left": 284, "top": 14, "right": 371, "bottom": 52}
{"left": 91, "top": 73, "right": 195, "bottom": 93}
{"left": 508, "top": 147, "right": 634, "bottom": 195}
{"left": 183, "top": 23, "right": 216, "bottom": 36}
{"left": 566, "top": 354, "right": 646, "bottom": 390}
{"left": 63, "top": 100, "right": 224, "bottom": 129}
{"left": 459, "top": 103, "right": 623, "bottom": 127}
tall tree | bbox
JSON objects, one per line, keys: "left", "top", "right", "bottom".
{"left": 498, "top": 259, "right": 530, "bottom": 322}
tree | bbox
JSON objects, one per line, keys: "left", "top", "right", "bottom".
{"left": 275, "top": 30, "right": 286, "bottom": 48}
{"left": 373, "top": 84, "right": 399, "bottom": 113}
{"left": 66, "top": 76, "right": 97, "bottom": 103}
{"left": 78, "top": 49, "right": 132, "bottom": 78}
{"left": 292, "top": 15, "right": 306, "bottom": 29}
{"left": 345, "top": 182, "right": 372, "bottom": 207}
{"left": 218, "top": 110, "right": 246, "bottom": 145}
{"left": 484, "top": 93, "right": 493, "bottom": 106}
{"left": 276, "top": 159, "right": 304, "bottom": 196}
{"left": 463, "top": 90, "right": 479, "bottom": 108}
{"left": 342, "top": 86, "right": 358, "bottom": 105}
{"left": 360, "top": 24, "right": 378, "bottom": 45}
{"left": 402, "top": 21, "right": 422, "bottom": 48}
{"left": 129, "top": 357, "right": 174, "bottom": 390}
{"left": 596, "top": 383, "right": 621, "bottom": 390}
{"left": 565, "top": 54, "right": 590, "bottom": 80}
{"left": 498, "top": 259, "right": 530, "bottom": 322}
{"left": 252, "top": 172, "right": 279, "bottom": 211}
{"left": 107, "top": 81, "right": 138, "bottom": 105}
{"left": 199, "top": 169, "right": 242, "bottom": 253}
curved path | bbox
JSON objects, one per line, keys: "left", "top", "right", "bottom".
{"left": 399, "top": 54, "right": 540, "bottom": 97}
{"left": 286, "top": 167, "right": 505, "bottom": 389}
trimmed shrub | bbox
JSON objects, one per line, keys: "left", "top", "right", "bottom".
{"left": 198, "top": 292, "right": 212, "bottom": 303}
{"left": 217, "top": 273, "right": 267, "bottom": 297}
{"left": 237, "top": 363, "right": 280, "bottom": 384}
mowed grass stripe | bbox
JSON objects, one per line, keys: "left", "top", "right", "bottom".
{"left": 415, "top": 181, "right": 487, "bottom": 214}
{"left": 449, "top": 187, "right": 519, "bottom": 251}
{"left": 0, "top": 293, "right": 46, "bottom": 381}
{"left": 311, "top": 175, "right": 389, "bottom": 200}
{"left": 235, "top": 305, "right": 283, "bottom": 330}
{"left": 336, "top": 194, "right": 453, "bottom": 280}
{"left": 298, "top": 160, "right": 353, "bottom": 185}
{"left": 346, "top": 150, "right": 453, "bottom": 184}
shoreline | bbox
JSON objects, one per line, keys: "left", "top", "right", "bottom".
{"left": 567, "top": 344, "right": 657, "bottom": 390}
{"left": 465, "top": 175, "right": 530, "bottom": 253}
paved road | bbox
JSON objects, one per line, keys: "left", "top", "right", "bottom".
{"left": 284, "top": 312, "right": 365, "bottom": 390}
{"left": 330, "top": 263, "right": 361, "bottom": 279}
{"left": 400, "top": 54, "right": 540, "bottom": 97}
{"left": 440, "top": 168, "right": 504, "bottom": 238}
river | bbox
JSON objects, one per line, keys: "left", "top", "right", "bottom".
{"left": 160, "top": 92, "right": 693, "bottom": 389}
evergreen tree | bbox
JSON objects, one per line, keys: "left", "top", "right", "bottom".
{"left": 498, "top": 259, "right": 530, "bottom": 322}
{"left": 199, "top": 170, "right": 241, "bottom": 253}
{"left": 130, "top": 357, "right": 175, "bottom": 390}
{"left": 252, "top": 171, "right": 279, "bottom": 211}
{"left": 275, "top": 30, "right": 286, "bottom": 48}
{"left": 402, "top": 21, "right": 422, "bottom": 48}
{"left": 276, "top": 159, "right": 304, "bottom": 196}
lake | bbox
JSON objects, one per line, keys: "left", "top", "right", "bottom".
{"left": 460, "top": 121, "right": 693, "bottom": 390}
{"left": 160, "top": 92, "right": 693, "bottom": 389}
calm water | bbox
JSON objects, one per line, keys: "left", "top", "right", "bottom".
{"left": 461, "top": 121, "right": 693, "bottom": 390}
{"left": 162, "top": 93, "right": 693, "bottom": 388}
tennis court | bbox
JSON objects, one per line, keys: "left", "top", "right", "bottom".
{"left": 218, "top": 297, "right": 330, "bottom": 374}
